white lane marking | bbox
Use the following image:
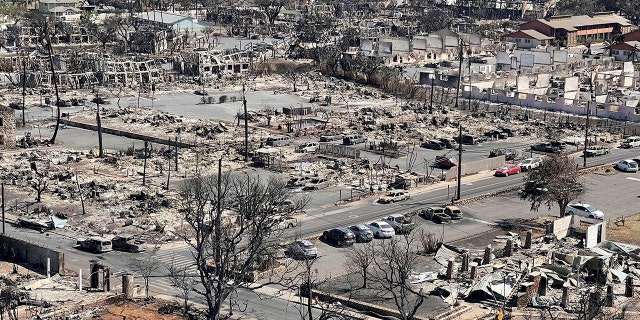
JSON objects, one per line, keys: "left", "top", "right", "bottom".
{"left": 464, "top": 217, "right": 498, "bottom": 226}
{"left": 626, "top": 177, "right": 640, "bottom": 182}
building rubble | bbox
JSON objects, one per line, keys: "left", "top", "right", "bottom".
{"left": 406, "top": 215, "right": 640, "bottom": 318}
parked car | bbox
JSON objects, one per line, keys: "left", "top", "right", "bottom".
{"left": 77, "top": 237, "right": 113, "bottom": 253}
{"left": 565, "top": 203, "right": 604, "bottom": 219}
{"left": 267, "top": 216, "right": 298, "bottom": 230}
{"left": 193, "top": 89, "right": 208, "bottom": 96}
{"left": 272, "top": 199, "right": 296, "bottom": 213}
{"left": 494, "top": 164, "right": 521, "bottom": 177}
{"left": 518, "top": 158, "right": 543, "bottom": 171}
{"left": 288, "top": 240, "right": 318, "bottom": 259}
{"left": 489, "top": 148, "right": 517, "bottom": 160}
{"left": 455, "top": 134, "right": 487, "bottom": 145}
{"left": 444, "top": 206, "right": 463, "bottom": 220}
{"left": 378, "top": 190, "right": 410, "bottom": 204}
{"left": 616, "top": 159, "right": 639, "bottom": 172}
{"left": 368, "top": 221, "right": 395, "bottom": 238}
{"left": 286, "top": 176, "right": 312, "bottom": 188}
{"left": 296, "top": 142, "right": 319, "bottom": 153}
{"left": 111, "top": 235, "right": 147, "bottom": 252}
{"left": 531, "top": 141, "right": 566, "bottom": 153}
{"left": 303, "top": 178, "right": 330, "bottom": 190}
{"left": 469, "top": 56, "right": 488, "bottom": 64}
{"left": 620, "top": 136, "right": 640, "bottom": 148}
{"left": 584, "top": 146, "right": 610, "bottom": 157}
{"left": 348, "top": 225, "right": 374, "bottom": 243}
{"left": 319, "top": 134, "right": 343, "bottom": 142}
{"left": 422, "top": 207, "right": 452, "bottom": 224}
{"left": 484, "top": 129, "right": 507, "bottom": 139}
{"left": 322, "top": 228, "right": 356, "bottom": 247}
{"left": 439, "top": 138, "right": 459, "bottom": 149}
{"left": 382, "top": 214, "right": 416, "bottom": 234}
{"left": 421, "top": 139, "right": 445, "bottom": 150}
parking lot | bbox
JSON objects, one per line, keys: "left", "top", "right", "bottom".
{"left": 297, "top": 166, "right": 639, "bottom": 281}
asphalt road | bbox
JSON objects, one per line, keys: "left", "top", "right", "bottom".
{"left": 2, "top": 144, "right": 637, "bottom": 319}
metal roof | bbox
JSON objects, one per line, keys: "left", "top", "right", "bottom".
{"left": 532, "top": 13, "right": 631, "bottom": 32}
{"left": 134, "top": 10, "right": 193, "bottom": 25}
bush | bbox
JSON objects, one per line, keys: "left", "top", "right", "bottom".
{"left": 218, "top": 95, "right": 228, "bottom": 103}
{"left": 419, "top": 230, "right": 442, "bottom": 255}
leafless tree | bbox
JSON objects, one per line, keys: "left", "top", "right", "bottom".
{"left": 520, "top": 153, "right": 584, "bottom": 217}
{"left": 344, "top": 241, "right": 375, "bottom": 289}
{"left": 24, "top": 11, "right": 62, "bottom": 144}
{"left": 368, "top": 234, "right": 428, "bottom": 320}
{"left": 82, "top": 16, "right": 118, "bottom": 51}
{"left": 177, "top": 164, "right": 309, "bottom": 320}
{"left": 0, "top": 277, "right": 26, "bottom": 320}
{"left": 129, "top": 254, "right": 161, "bottom": 298}
{"left": 30, "top": 174, "right": 48, "bottom": 203}
{"left": 255, "top": 0, "right": 289, "bottom": 32}
{"left": 167, "top": 256, "right": 197, "bottom": 314}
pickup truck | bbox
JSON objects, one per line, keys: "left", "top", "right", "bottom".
{"left": 267, "top": 216, "right": 298, "bottom": 230}
{"left": 383, "top": 214, "right": 416, "bottom": 234}
{"left": 584, "top": 146, "right": 610, "bottom": 157}
{"left": 111, "top": 235, "right": 147, "bottom": 252}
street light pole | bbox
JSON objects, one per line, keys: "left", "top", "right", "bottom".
{"left": 583, "top": 80, "right": 593, "bottom": 168}
{"left": 453, "top": 40, "right": 466, "bottom": 201}
{"left": 429, "top": 73, "right": 435, "bottom": 114}
{"left": 456, "top": 124, "right": 462, "bottom": 201}
{"left": 454, "top": 40, "right": 464, "bottom": 110}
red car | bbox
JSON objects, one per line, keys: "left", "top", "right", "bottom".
{"left": 494, "top": 164, "right": 521, "bottom": 177}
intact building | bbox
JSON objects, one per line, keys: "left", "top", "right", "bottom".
{"left": 516, "top": 12, "right": 632, "bottom": 47}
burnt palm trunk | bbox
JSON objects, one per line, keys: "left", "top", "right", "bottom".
{"left": 46, "top": 28, "right": 61, "bottom": 145}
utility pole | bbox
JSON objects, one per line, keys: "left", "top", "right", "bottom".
{"left": 468, "top": 54, "right": 472, "bottom": 111}
{"left": 95, "top": 89, "right": 103, "bottom": 158}
{"left": 454, "top": 40, "right": 465, "bottom": 201}
{"left": 2, "top": 183, "right": 5, "bottom": 235}
{"left": 454, "top": 40, "right": 465, "bottom": 110}
{"left": 429, "top": 74, "right": 435, "bottom": 114}
{"left": 456, "top": 124, "right": 462, "bottom": 201}
{"left": 22, "top": 60, "right": 26, "bottom": 127}
{"left": 142, "top": 140, "right": 148, "bottom": 185}
{"left": 584, "top": 80, "right": 592, "bottom": 168}
{"left": 243, "top": 83, "right": 248, "bottom": 162}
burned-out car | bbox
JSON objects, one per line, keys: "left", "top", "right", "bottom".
{"left": 111, "top": 235, "right": 147, "bottom": 252}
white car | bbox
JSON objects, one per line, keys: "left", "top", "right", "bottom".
{"left": 518, "top": 157, "right": 543, "bottom": 171}
{"left": 565, "top": 203, "right": 604, "bottom": 219}
{"left": 378, "top": 190, "right": 410, "bottom": 204}
{"left": 368, "top": 221, "right": 395, "bottom": 238}
{"left": 616, "top": 159, "right": 638, "bottom": 172}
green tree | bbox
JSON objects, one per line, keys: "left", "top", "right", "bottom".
{"left": 520, "top": 153, "right": 584, "bottom": 217}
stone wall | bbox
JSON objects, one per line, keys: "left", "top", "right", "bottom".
{"left": 0, "top": 234, "right": 65, "bottom": 275}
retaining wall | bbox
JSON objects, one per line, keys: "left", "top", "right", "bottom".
{"left": 0, "top": 234, "right": 65, "bottom": 275}
{"left": 60, "top": 119, "right": 196, "bottom": 148}
{"left": 445, "top": 155, "right": 505, "bottom": 181}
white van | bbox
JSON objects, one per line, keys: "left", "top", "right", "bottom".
{"left": 266, "top": 135, "right": 291, "bottom": 147}
{"left": 343, "top": 134, "right": 366, "bottom": 145}
{"left": 296, "top": 142, "right": 319, "bottom": 153}
{"left": 621, "top": 136, "right": 640, "bottom": 148}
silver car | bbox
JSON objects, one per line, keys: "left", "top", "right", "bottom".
{"left": 288, "top": 240, "right": 318, "bottom": 259}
